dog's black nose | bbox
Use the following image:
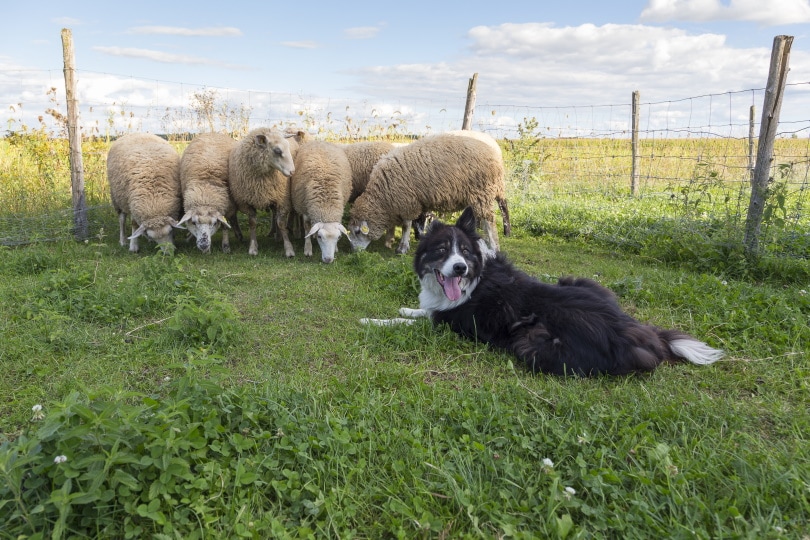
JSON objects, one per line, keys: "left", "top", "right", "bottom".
{"left": 452, "top": 262, "right": 467, "bottom": 276}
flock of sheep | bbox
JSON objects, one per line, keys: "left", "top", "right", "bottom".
{"left": 106, "top": 128, "right": 511, "bottom": 262}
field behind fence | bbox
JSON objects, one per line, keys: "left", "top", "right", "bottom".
{"left": 1, "top": 67, "right": 809, "bottom": 277}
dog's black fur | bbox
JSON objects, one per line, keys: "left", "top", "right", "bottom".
{"left": 412, "top": 207, "right": 723, "bottom": 376}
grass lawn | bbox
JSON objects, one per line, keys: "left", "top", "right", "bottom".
{"left": 1, "top": 211, "right": 807, "bottom": 538}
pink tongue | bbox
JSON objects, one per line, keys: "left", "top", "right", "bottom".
{"left": 439, "top": 274, "right": 462, "bottom": 301}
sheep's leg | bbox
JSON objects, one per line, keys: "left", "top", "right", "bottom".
{"left": 129, "top": 222, "right": 140, "bottom": 253}
{"left": 302, "top": 216, "right": 313, "bottom": 258}
{"left": 221, "top": 228, "right": 231, "bottom": 253}
{"left": 482, "top": 218, "right": 500, "bottom": 251}
{"left": 118, "top": 212, "right": 127, "bottom": 247}
{"left": 396, "top": 220, "right": 413, "bottom": 254}
{"left": 276, "top": 210, "right": 295, "bottom": 258}
{"left": 248, "top": 207, "right": 259, "bottom": 256}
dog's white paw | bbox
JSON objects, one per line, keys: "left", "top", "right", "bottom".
{"left": 399, "top": 307, "right": 427, "bottom": 318}
{"left": 360, "top": 317, "right": 417, "bottom": 326}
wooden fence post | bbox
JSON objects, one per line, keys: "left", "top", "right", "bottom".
{"left": 62, "top": 28, "right": 89, "bottom": 240}
{"left": 461, "top": 73, "right": 478, "bottom": 130}
{"left": 631, "top": 90, "right": 640, "bottom": 196}
{"left": 744, "top": 35, "right": 793, "bottom": 256}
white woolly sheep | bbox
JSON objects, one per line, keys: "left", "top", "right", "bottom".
{"left": 178, "top": 132, "right": 242, "bottom": 253}
{"left": 348, "top": 132, "right": 510, "bottom": 254}
{"left": 290, "top": 141, "right": 353, "bottom": 263}
{"left": 228, "top": 128, "right": 305, "bottom": 256}
{"left": 107, "top": 133, "right": 183, "bottom": 253}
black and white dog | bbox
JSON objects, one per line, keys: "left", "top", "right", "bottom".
{"left": 362, "top": 207, "right": 724, "bottom": 376}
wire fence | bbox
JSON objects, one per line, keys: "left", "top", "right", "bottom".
{"left": 1, "top": 68, "right": 809, "bottom": 261}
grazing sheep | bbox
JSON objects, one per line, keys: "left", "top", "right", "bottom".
{"left": 290, "top": 141, "right": 353, "bottom": 263}
{"left": 107, "top": 133, "right": 183, "bottom": 253}
{"left": 178, "top": 132, "right": 242, "bottom": 253}
{"left": 228, "top": 128, "right": 305, "bottom": 256}
{"left": 348, "top": 132, "right": 510, "bottom": 254}
{"left": 341, "top": 140, "right": 399, "bottom": 247}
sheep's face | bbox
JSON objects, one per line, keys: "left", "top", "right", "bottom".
{"left": 347, "top": 219, "right": 385, "bottom": 252}
{"left": 178, "top": 209, "right": 230, "bottom": 254}
{"left": 130, "top": 218, "right": 178, "bottom": 245}
{"left": 306, "top": 222, "right": 348, "bottom": 263}
{"left": 253, "top": 131, "right": 296, "bottom": 177}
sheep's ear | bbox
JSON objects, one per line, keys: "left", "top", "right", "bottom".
{"left": 360, "top": 221, "right": 369, "bottom": 235}
{"left": 177, "top": 211, "right": 192, "bottom": 227}
{"left": 338, "top": 223, "right": 350, "bottom": 239}
{"left": 254, "top": 134, "right": 268, "bottom": 148}
{"left": 218, "top": 215, "right": 231, "bottom": 229}
{"left": 170, "top": 217, "right": 186, "bottom": 230}
{"left": 128, "top": 223, "right": 147, "bottom": 240}
{"left": 456, "top": 207, "right": 477, "bottom": 234}
{"left": 305, "top": 222, "right": 324, "bottom": 238}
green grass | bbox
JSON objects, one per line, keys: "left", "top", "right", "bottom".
{"left": 1, "top": 211, "right": 808, "bottom": 538}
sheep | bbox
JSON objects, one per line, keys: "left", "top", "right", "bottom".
{"left": 228, "top": 128, "right": 305, "bottom": 256}
{"left": 341, "top": 141, "right": 395, "bottom": 202}
{"left": 290, "top": 140, "right": 353, "bottom": 263}
{"left": 347, "top": 132, "right": 511, "bottom": 254}
{"left": 107, "top": 133, "right": 183, "bottom": 253}
{"left": 178, "top": 132, "right": 243, "bottom": 253}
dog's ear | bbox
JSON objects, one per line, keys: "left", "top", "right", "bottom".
{"left": 456, "top": 207, "right": 477, "bottom": 234}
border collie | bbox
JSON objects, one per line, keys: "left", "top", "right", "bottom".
{"left": 362, "top": 207, "right": 724, "bottom": 376}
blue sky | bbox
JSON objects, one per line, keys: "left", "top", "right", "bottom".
{"left": 1, "top": 0, "right": 809, "bottom": 135}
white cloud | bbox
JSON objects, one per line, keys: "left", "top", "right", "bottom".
{"left": 353, "top": 22, "right": 777, "bottom": 105}
{"left": 92, "top": 46, "right": 249, "bottom": 69}
{"left": 128, "top": 26, "right": 243, "bottom": 37}
{"left": 344, "top": 26, "right": 382, "bottom": 39}
{"left": 640, "top": 0, "right": 810, "bottom": 25}
{"left": 281, "top": 41, "right": 318, "bottom": 49}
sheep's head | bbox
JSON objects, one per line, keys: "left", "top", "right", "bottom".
{"left": 177, "top": 208, "right": 230, "bottom": 253}
{"left": 129, "top": 216, "right": 183, "bottom": 254}
{"left": 251, "top": 128, "right": 296, "bottom": 177}
{"left": 306, "top": 222, "right": 349, "bottom": 263}
{"left": 347, "top": 218, "right": 379, "bottom": 252}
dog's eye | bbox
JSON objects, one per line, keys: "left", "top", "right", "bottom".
{"left": 461, "top": 247, "right": 470, "bottom": 255}
{"left": 437, "top": 247, "right": 446, "bottom": 254}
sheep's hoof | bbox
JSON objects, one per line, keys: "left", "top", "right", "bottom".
{"left": 222, "top": 244, "right": 231, "bottom": 254}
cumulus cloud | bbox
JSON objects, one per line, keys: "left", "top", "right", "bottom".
{"left": 640, "top": 0, "right": 810, "bottom": 25}
{"left": 344, "top": 26, "right": 382, "bottom": 39}
{"left": 281, "top": 41, "right": 318, "bottom": 49}
{"left": 128, "top": 26, "right": 243, "bottom": 37}
{"left": 93, "top": 46, "right": 249, "bottom": 69}
{"left": 351, "top": 22, "right": 780, "bottom": 106}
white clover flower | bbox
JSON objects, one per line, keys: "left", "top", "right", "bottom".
{"left": 31, "top": 404, "right": 45, "bottom": 421}
{"left": 799, "top": 290, "right": 807, "bottom": 296}
{"left": 542, "top": 458, "right": 554, "bottom": 468}
{"left": 721, "top": 280, "right": 728, "bottom": 286}
{"left": 564, "top": 486, "right": 576, "bottom": 500}
{"left": 54, "top": 455, "right": 68, "bottom": 464}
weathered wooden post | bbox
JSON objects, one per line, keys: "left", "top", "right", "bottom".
{"left": 461, "top": 73, "right": 478, "bottom": 130}
{"left": 61, "top": 28, "right": 89, "bottom": 240}
{"left": 631, "top": 90, "right": 640, "bottom": 196}
{"left": 744, "top": 35, "right": 793, "bottom": 256}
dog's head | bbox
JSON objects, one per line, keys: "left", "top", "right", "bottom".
{"left": 413, "top": 207, "right": 484, "bottom": 303}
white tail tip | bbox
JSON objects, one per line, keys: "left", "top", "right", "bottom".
{"left": 669, "top": 338, "right": 724, "bottom": 365}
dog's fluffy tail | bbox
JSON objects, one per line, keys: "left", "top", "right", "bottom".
{"left": 660, "top": 330, "right": 724, "bottom": 365}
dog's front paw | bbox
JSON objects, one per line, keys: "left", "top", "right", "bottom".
{"left": 399, "top": 307, "right": 427, "bottom": 318}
